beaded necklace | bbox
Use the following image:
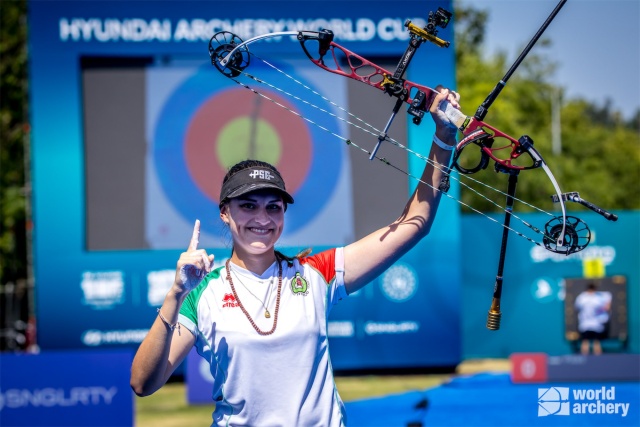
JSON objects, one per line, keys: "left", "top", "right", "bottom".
{"left": 225, "top": 257, "right": 282, "bottom": 336}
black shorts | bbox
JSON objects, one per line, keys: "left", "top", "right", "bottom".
{"left": 580, "top": 330, "right": 606, "bottom": 341}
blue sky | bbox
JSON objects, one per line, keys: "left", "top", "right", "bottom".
{"left": 457, "top": 0, "right": 640, "bottom": 120}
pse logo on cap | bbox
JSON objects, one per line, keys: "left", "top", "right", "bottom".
{"left": 249, "top": 170, "right": 274, "bottom": 180}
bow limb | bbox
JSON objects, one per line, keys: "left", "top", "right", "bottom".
{"left": 214, "top": 31, "right": 322, "bottom": 69}
{"left": 218, "top": 31, "right": 296, "bottom": 67}
{"left": 298, "top": 33, "right": 469, "bottom": 130}
{"left": 540, "top": 162, "right": 567, "bottom": 249}
{"left": 516, "top": 139, "right": 566, "bottom": 249}
{"left": 213, "top": 29, "right": 469, "bottom": 131}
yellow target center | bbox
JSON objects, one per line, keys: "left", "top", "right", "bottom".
{"left": 217, "top": 117, "right": 281, "bottom": 168}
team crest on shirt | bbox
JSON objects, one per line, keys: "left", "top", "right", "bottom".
{"left": 222, "top": 293, "right": 239, "bottom": 308}
{"left": 290, "top": 273, "right": 309, "bottom": 296}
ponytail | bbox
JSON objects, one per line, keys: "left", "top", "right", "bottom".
{"left": 275, "top": 248, "right": 313, "bottom": 266}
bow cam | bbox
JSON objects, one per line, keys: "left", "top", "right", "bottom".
{"left": 209, "top": 31, "right": 250, "bottom": 77}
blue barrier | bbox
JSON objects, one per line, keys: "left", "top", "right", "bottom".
{"left": 0, "top": 350, "right": 134, "bottom": 427}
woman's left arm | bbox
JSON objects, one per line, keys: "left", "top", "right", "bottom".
{"left": 343, "top": 88, "right": 459, "bottom": 294}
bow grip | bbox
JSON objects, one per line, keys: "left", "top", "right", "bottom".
{"left": 441, "top": 100, "right": 468, "bottom": 130}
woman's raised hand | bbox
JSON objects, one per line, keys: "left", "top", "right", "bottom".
{"left": 430, "top": 86, "right": 461, "bottom": 144}
{"left": 173, "top": 219, "right": 214, "bottom": 295}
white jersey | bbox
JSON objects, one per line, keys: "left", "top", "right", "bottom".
{"left": 178, "top": 247, "right": 348, "bottom": 427}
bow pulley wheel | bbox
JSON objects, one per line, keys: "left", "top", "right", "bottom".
{"left": 543, "top": 215, "right": 590, "bottom": 255}
{"left": 209, "top": 31, "right": 250, "bottom": 78}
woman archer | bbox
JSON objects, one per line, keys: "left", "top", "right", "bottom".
{"left": 130, "top": 88, "right": 461, "bottom": 426}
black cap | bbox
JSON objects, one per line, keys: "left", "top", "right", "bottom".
{"left": 219, "top": 167, "right": 294, "bottom": 205}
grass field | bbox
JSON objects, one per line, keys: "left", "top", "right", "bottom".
{"left": 136, "top": 359, "right": 510, "bottom": 426}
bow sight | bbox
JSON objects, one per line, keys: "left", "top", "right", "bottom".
{"left": 369, "top": 7, "right": 453, "bottom": 158}
{"left": 426, "top": 7, "right": 452, "bottom": 35}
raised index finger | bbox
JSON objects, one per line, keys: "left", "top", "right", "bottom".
{"left": 188, "top": 219, "right": 200, "bottom": 251}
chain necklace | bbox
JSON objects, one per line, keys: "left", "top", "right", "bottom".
{"left": 226, "top": 257, "right": 282, "bottom": 336}
{"left": 229, "top": 263, "right": 275, "bottom": 318}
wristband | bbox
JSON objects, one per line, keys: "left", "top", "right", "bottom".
{"left": 433, "top": 134, "right": 454, "bottom": 151}
{"left": 157, "top": 308, "right": 181, "bottom": 335}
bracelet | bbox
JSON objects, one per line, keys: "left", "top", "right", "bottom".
{"left": 433, "top": 134, "right": 455, "bottom": 151}
{"left": 157, "top": 308, "right": 180, "bottom": 335}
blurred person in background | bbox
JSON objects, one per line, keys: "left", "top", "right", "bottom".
{"left": 575, "top": 282, "right": 612, "bottom": 355}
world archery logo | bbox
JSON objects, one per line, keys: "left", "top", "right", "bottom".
{"left": 379, "top": 264, "right": 418, "bottom": 302}
{"left": 538, "top": 386, "right": 630, "bottom": 418}
{"left": 290, "top": 272, "right": 308, "bottom": 296}
{"left": 538, "top": 387, "right": 570, "bottom": 416}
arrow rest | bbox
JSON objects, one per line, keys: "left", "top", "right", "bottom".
{"left": 542, "top": 215, "right": 591, "bottom": 255}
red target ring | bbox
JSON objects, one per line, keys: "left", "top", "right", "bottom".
{"left": 184, "top": 88, "right": 312, "bottom": 204}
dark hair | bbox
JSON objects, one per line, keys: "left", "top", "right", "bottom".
{"left": 221, "top": 159, "right": 310, "bottom": 264}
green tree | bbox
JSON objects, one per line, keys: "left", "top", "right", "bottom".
{"left": 559, "top": 99, "right": 640, "bottom": 210}
{"left": 0, "top": 0, "right": 28, "bottom": 286}
{"left": 454, "top": 3, "right": 640, "bottom": 215}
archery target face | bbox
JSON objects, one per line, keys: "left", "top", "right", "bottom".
{"left": 183, "top": 88, "right": 312, "bottom": 203}
{"left": 145, "top": 60, "right": 354, "bottom": 248}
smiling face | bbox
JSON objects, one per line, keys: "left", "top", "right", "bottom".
{"left": 220, "top": 189, "right": 285, "bottom": 258}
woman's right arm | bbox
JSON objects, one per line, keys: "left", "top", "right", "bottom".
{"left": 130, "top": 220, "right": 214, "bottom": 396}
{"left": 130, "top": 293, "right": 194, "bottom": 396}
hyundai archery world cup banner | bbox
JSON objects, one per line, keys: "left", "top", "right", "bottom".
{"left": 28, "top": 0, "right": 460, "bottom": 369}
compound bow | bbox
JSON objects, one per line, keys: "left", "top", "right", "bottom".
{"left": 208, "top": 0, "right": 617, "bottom": 329}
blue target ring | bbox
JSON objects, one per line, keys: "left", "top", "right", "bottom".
{"left": 152, "top": 61, "right": 344, "bottom": 235}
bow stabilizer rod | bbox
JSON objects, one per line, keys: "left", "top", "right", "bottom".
{"left": 474, "top": 0, "right": 568, "bottom": 121}
{"left": 552, "top": 192, "right": 619, "bottom": 221}
{"left": 487, "top": 168, "right": 520, "bottom": 330}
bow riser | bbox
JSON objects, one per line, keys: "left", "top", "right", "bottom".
{"left": 301, "top": 33, "right": 551, "bottom": 174}
{"left": 210, "top": 27, "right": 571, "bottom": 252}
{"left": 301, "top": 38, "right": 439, "bottom": 111}
{"left": 458, "top": 119, "right": 544, "bottom": 172}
